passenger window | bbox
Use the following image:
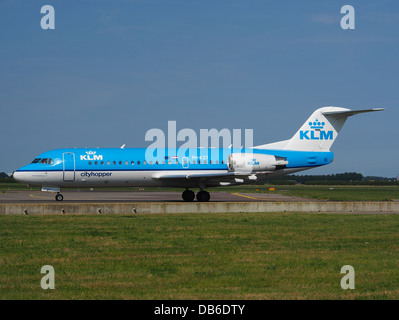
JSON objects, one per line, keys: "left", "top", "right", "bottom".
{"left": 95, "top": 161, "right": 98, "bottom": 165}
{"left": 101, "top": 161, "right": 104, "bottom": 165}
{"left": 89, "top": 161, "right": 92, "bottom": 165}
{"left": 162, "top": 161, "right": 165, "bottom": 165}
{"left": 107, "top": 161, "right": 110, "bottom": 165}
{"left": 143, "top": 161, "right": 147, "bottom": 165}
{"left": 150, "top": 161, "right": 153, "bottom": 165}
{"left": 216, "top": 160, "right": 219, "bottom": 164}
{"left": 131, "top": 161, "right": 134, "bottom": 165}
{"left": 193, "top": 160, "right": 196, "bottom": 164}
{"left": 198, "top": 160, "right": 201, "bottom": 164}
{"left": 119, "top": 161, "right": 122, "bottom": 165}
{"left": 113, "top": 161, "right": 116, "bottom": 165}
{"left": 137, "top": 161, "right": 140, "bottom": 165}
{"left": 125, "top": 161, "right": 128, "bottom": 165}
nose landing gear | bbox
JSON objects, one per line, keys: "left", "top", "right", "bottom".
{"left": 55, "top": 193, "right": 64, "bottom": 201}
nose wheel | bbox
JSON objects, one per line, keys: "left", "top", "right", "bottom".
{"left": 55, "top": 193, "right": 64, "bottom": 201}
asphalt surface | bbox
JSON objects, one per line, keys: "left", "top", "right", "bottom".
{"left": 0, "top": 190, "right": 315, "bottom": 203}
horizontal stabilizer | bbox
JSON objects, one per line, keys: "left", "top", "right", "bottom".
{"left": 322, "top": 108, "right": 385, "bottom": 117}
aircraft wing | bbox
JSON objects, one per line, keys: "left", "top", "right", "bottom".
{"left": 154, "top": 172, "right": 235, "bottom": 180}
{"left": 153, "top": 171, "right": 274, "bottom": 188}
{"left": 153, "top": 171, "right": 277, "bottom": 180}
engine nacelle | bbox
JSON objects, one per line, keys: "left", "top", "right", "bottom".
{"left": 227, "top": 153, "right": 288, "bottom": 173}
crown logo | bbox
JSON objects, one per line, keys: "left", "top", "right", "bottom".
{"left": 309, "top": 119, "right": 325, "bottom": 129}
{"left": 86, "top": 150, "right": 96, "bottom": 155}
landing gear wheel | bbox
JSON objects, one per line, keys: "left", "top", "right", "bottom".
{"left": 182, "top": 189, "right": 195, "bottom": 202}
{"left": 55, "top": 194, "right": 64, "bottom": 201}
{"left": 196, "top": 191, "right": 210, "bottom": 202}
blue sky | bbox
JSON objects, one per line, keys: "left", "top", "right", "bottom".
{"left": 1, "top": 0, "right": 398, "bottom": 177}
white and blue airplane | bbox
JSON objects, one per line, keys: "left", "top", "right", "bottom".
{"left": 13, "top": 106, "right": 383, "bottom": 202}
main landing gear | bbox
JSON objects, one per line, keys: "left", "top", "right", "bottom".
{"left": 182, "top": 189, "right": 210, "bottom": 202}
{"left": 55, "top": 193, "right": 64, "bottom": 201}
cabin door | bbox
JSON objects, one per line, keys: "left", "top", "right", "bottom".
{"left": 63, "top": 152, "right": 76, "bottom": 182}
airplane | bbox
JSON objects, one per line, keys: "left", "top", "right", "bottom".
{"left": 13, "top": 106, "right": 384, "bottom": 202}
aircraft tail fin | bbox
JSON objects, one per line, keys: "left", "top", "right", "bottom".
{"left": 257, "top": 106, "right": 384, "bottom": 152}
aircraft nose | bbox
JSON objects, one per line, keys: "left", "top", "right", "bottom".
{"left": 13, "top": 171, "right": 23, "bottom": 183}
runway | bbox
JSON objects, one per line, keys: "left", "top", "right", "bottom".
{"left": 0, "top": 190, "right": 312, "bottom": 204}
{"left": 1, "top": 191, "right": 398, "bottom": 215}
{"left": 0, "top": 190, "right": 319, "bottom": 215}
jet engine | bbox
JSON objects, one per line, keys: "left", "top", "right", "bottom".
{"left": 227, "top": 153, "right": 288, "bottom": 173}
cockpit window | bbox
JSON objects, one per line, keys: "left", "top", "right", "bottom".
{"left": 31, "top": 158, "right": 53, "bottom": 164}
{"left": 38, "top": 158, "right": 53, "bottom": 165}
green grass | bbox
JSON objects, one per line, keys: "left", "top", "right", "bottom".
{"left": 0, "top": 183, "right": 39, "bottom": 191}
{"left": 1, "top": 212, "right": 399, "bottom": 299}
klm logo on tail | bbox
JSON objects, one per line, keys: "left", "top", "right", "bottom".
{"left": 300, "top": 119, "right": 333, "bottom": 140}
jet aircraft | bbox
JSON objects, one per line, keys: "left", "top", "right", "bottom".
{"left": 13, "top": 107, "right": 384, "bottom": 201}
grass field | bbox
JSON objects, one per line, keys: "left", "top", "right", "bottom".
{"left": 1, "top": 212, "right": 399, "bottom": 299}
{"left": 0, "top": 183, "right": 38, "bottom": 191}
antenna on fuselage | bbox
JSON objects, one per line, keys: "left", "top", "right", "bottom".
{"left": 120, "top": 144, "right": 126, "bottom": 149}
